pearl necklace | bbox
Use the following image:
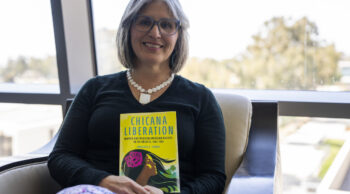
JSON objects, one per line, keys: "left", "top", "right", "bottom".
{"left": 127, "top": 70, "right": 175, "bottom": 104}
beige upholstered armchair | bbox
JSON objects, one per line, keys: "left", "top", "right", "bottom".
{"left": 0, "top": 91, "right": 280, "bottom": 194}
{"left": 214, "top": 90, "right": 281, "bottom": 194}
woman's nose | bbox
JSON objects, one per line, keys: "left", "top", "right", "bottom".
{"left": 148, "top": 24, "right": 162, "bottom": 38}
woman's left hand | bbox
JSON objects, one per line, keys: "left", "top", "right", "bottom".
{"left": 144, "top": 185, "right": 163, "bottom": 194}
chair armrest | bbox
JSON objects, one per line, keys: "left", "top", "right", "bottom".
{"left": 0, "top": 131, "right": 61, "bottom": 194}
{"left": 0, "top": 157, "right": 61, "bottom": 194}
{"left": 226, "top": 101, "right": 280, "bottom": 194}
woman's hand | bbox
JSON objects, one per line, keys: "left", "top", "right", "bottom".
{"left": 99, "top": 175, "right": 150, "bottom": 194}
{"left": 144, "top": 185, "right": 164, "bottom": 194}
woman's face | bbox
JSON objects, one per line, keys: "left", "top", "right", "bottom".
{"left": 130, "top": 1, "right": 179, "bottom": 68}
{"left": 145, "top": 154, "right": 157, "bottom": 175}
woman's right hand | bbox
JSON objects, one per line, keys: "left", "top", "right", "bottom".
{"left": 99, "top": 175, "right": 150, "bottom": 194}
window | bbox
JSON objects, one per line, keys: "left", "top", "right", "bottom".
{"left": 0, "top": 103, "right": 62, "bottom": 158}
{"left": 181, "top": 0, "right": 350, "bottom": 91}
{"left": 91, "top": 0, "right": 129, "bottom": 75}
{"left": 280, "top": 116, "right": 350, "bottom": 193}
{"left": 0, "top": 0, "right": 348, "bottom": 191}
{"left": 0, "top": 0, "right": 59, "bottom": 93}
{"left": 92, "top": 0, "right": 350, "bottom": 92}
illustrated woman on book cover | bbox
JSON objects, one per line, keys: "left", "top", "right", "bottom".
{"left": 48, "top": 0, "right": 226, "bottom": 194}
{"left": 121, "top": 149, "right": 178, "bottom": 193}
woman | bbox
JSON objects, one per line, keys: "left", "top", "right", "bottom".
{"left": 48, "top": 0, "right": 226, "bottom": 193}
{"left": 121, "top": 149, "right": 178, "bottom": 192}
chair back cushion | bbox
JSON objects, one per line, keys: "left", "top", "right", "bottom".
{"left": 213, "top": 91, "right": 252, "bottom": 192}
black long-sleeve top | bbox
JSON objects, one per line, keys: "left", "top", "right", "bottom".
{"left": 48, "top": 71, "right": 226, "bottom": 194}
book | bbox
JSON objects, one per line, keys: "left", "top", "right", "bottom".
{"left": 119, "top": 111, "right": 180, "bottom": 193}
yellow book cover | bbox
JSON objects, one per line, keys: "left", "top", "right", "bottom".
{"left": 119, "top": 111, "right": 180, "bottom": 193}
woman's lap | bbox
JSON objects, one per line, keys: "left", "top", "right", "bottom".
{"left": 57, "top": 185, "right": 115, "bottom": 194}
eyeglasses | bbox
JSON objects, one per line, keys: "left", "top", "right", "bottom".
{"left": 132, "top": 15, "right": 180, "bottom": 36}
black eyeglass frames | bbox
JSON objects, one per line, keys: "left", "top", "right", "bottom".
{"left": 132, "top": 15, "right": 180, "bottom": 36}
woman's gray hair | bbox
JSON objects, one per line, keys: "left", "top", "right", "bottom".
{"left": 116, "top": 0, "right": 189, "bottom": 73}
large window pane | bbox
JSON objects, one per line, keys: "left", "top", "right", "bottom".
{"left": 280, "top": 116, "right": 350, "bottom": 193}
{"left": 92, "top": 0, "right": 129, "bottom": 75}
{"left": 0, "top": 0, "right": 59, "bottom": 93}
{"left": 92, "top": 0, "right": 350, "bottom": 91}
{"left": 0, "top": 103, "right": 62, "bottom": 157}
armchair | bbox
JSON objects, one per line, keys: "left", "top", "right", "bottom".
{"left": 0, "top": 91, "right": 280, "bottom": 194}
{"left": 213, "top": 90, "right": 280, "bottom": 194}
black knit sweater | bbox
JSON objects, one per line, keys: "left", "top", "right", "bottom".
{"left": 48, "top": 71, "right": 226, "bottom": 194}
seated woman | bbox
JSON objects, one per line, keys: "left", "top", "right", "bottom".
{"left": 48, "top": 0, "right": 226, "bottom": 193}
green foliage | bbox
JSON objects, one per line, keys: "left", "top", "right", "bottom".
{"left": 0, "top": 56, "right": 27, "bottom": 82}
{"left": 0, "top": 55, "right": 58, "bottom": 84}
{"left": 163, "top": 165, "right": 177, "bottom": 179}
{"left": 181, "top": 17, "right": 342, "bottom": 90}
{"left": 180, "top": 57, "right": 239, "bottom": 88}
{"left": 1, "top": 17, "right": 341, "bottom": 89}
{"left": 324, "top": 139, "right": 345, "bottom": 147}
{"left": 318, "top": 139, "right": 344, "bottom": 179}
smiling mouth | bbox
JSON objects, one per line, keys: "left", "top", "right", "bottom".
{"left": 143, "top": 42, "right": 163, "bottom": 48}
